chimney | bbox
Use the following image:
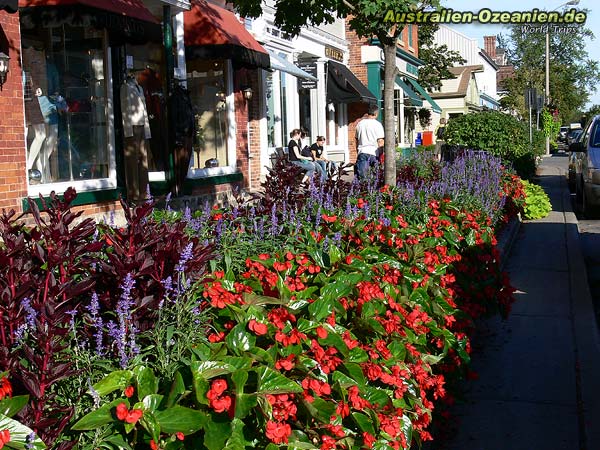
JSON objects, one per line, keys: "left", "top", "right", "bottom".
{"left": 484, "top": 36, "right": 496, "bottom": 59}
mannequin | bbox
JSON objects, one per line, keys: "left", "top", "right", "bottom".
{"left": 24, "top": 74, "right": 48, "bottom": 181}
{"left": 137, "top": 67, "right": 165, "bottom": 171}
{"left": 120, "top": 72, "right": 151, "bottom": 201}
{"left": 37, "top": 88, "right": 58, "bottom": 182}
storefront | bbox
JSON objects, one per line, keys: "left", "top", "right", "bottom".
{"left": 182, "top": 0, "right": 269, "bottom": 196}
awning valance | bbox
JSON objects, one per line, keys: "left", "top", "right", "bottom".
{"left": 1, "top": 0, "right": 17, "bottom": 13}
{"left": 268, "top": 49, "right": 317, "bottom": 81}
{"left": 18, "top": 0, "right": 158, "bottom": 23}
{"left": 184, "top": 0, "right": 269, "bottom": 70}
{"left": 327, "top": 60, "right": 376, "bottom": 104}
{"left": 406, "top": 77, "right": 442, "bottom": 113}
{"left": 18, "top": 0, "right": 161, "bottom": 43}
{"left": 395, "top": 75, "right": 423, "bottom": 107}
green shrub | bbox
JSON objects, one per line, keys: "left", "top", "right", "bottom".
{"left": 522, "top": 180, "right": 552, "bottom": 219}
{"left": 443, "top": 111, "right": 543, "bottom": 179}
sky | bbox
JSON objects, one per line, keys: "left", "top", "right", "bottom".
{"left": 440, "top": 0, "right": 600, "bottom": 108}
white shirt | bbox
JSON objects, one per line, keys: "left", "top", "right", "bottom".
{"left": 120, "top": 78, "right": 151, "bottom": 139}
{"left": 355, "top": 117, "right": 384, "bottom": 156}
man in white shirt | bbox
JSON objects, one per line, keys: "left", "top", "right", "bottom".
{"left": 355, "top": 104, "right": 384, "bottom": 179}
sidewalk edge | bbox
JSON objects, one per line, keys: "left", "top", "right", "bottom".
{"left": 497, "top": 213, "right": 521, "bottom": 271}
{"left": 563, "top": 189, "right": 600, "bottom": 450}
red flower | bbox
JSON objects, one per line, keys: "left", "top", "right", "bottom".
{"left": 265, "top": 420, "right": 292, "bottom": 444}
{"left": 115, "top": 402, "right": 143, "bottom": 424}
{"left": 0, "top": 430, "right": 10, "bottom": 449}
{"left": 321, "top": 213, "right": 338, "bottom": 223}
{"left": 248, "top": 319, "right": 268, "bottom": 336}
{"left": 208, "top": 379, "right": 228, "bottom": 397}
{"left": 176, "top": 432, "right": 185, "bottom": 441}
{"left": 275, "top": 355, "right": 295, "bottom": 371}
{"left": 209, "top": 395, "right": 232, "bottom": 413}
{"left": 124, "top": 386, "right": 134, "bottom": 398}
{"left": 208, "top": 331, "right": 226, "bottom": 343}
{"left": 150, "top": 439, "right": 158, "bottom": 450}
{"left": 0, "top": 377, "right": 12, "bottom": 400}
{"left": 316, "top": 326, "right": 328, "bottom": 339}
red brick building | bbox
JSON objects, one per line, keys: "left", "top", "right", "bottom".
{"left": 0, "top": 0, "right": 265, "bottom": 221}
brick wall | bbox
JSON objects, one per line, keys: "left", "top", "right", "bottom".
{"left": 233, "top": 67, "right": 262, "bottom": 190}
{"left": 0, "top": 11, "right": 27, "bottom": 214}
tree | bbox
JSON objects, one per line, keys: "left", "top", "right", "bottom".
{"left": 498, "top": 21, "right": 600, "bottom": 125}
{"left": 417, "top": 23, "right": 466, "bottom": 91}
{"left": 232, "top": 0, "right": 439, "bottom": 186}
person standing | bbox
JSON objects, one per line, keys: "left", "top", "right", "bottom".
{"left": 355, "top": 104, "right": 384, "bottom": 179}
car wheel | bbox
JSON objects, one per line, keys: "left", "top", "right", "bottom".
{"left": 582, "top": 185, "right": 599, "bottom": 219}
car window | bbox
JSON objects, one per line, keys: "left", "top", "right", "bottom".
{"left": 581, "top": 121, "right": 594, "bottom": 147}
{"left": 590, "top": 122, "right": 600, "bottom": 148}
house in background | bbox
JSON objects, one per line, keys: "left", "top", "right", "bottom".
{"left": 483, "top": 35, "right": 515, "bottom": 98}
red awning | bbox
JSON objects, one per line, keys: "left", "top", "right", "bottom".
{"left": 18, "top": 0, "right": 158, "bottom": 24}
{"left": 184, "top": 0, "right": 269, "bottom": 69}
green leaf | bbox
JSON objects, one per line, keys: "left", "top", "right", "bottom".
{"left": 204, "top": 417, "right": 231, "bottom": 450}
{"left": 140, "top": 410, "right": 160, "bottom": 443}
{"left": 0, "top": 395, "right": 28, "bottom": 417}
{"left": 352, "top": 412, "right": 375, "bottom": 434}
{"left": 103, "top": 435, "right": 133, "bottom": 450}
{"left": 166, "top": 370, "right": 186, "bottom": 408}
{"left": 155, "top": 406, "right": 208, "bottom": 435}
{"left": 328, "top": 245, "right": 343, "bottom": 265}
{"left": 387, "top": 341, "right": 407, "bottom": 361}
{"left": 255, "top": 366, "right": 303, "bottom": 394}
{"left": 191, "top": 361, "right": 237, "bottom": 379}
{"left": 409, "top": 287, "right": 430, "bottom": 307}
{"left": 308, "top": 296, "right": 335, "bottom": 323}
{"left": 343, "top": 363, "right": 366, "bottom": 387}
{"left": 71, "top": 399, "right": 124, "bottom": 430}
{"left": 223, "top": 417, "right": 247, "bottom": 450}
{"left": 332, "top": 370, "right": 359, "bottom": 388}
{"left": 134, "top": 366, "right": 158, "bottom": 399}
{"left": 225, "top": 323, "right": 256, "bottom": 355}
{"left": 347, "top": 346, "right": 369, "bottom": 363}
{"left": 0, "top": 413, "right": 45, "bottom": 449}
{"left": 231, "top": 370, "right": 256, "bottom": 419}
{"left": 142, "top": 394, "right": 164, "bottom": 412}
{"left": 92, "top": 370, "right": 133, "bottom": 396}
{"left": 301, "top": 396, "right": 336, "bottom": 423}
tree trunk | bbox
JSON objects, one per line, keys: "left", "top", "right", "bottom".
{"left": 383, "top": 42, "right": 397, "bottom": 186}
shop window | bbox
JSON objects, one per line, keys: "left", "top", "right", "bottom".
{"left": 187, "top": 60, "right": 229, "bottom": 169}
{"left": 124, "top": 43, "right": 167, "bottom": 172}
{"left": 298, "top": 89, "right": 311, "bottom": 140}
{"left": 265, "top": 67, "right": 288, "bottom": 149}
{"left": 22, "top": 26, "right": 110, "bottom": 186}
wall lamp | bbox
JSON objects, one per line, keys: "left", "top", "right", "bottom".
{"left": 0, "top": 52, "right": 9, "bottom": 91}
{"left": 242, "top": 87, "right": 253, "bottom": 101}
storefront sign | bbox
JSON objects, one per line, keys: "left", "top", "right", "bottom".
{"left": 297, "top": 62, "right": 317, "bottom": 90}
{"left": 325, "top": 46, "right": 344, "bottom": 62}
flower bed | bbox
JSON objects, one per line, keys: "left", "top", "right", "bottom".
{"left": 0, "top": 151, "right": 525, "bottom": 449}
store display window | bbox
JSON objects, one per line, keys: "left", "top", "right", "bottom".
{"left": 22, "top": 26, "right": 110, "bottom": 186}
{"left": 186, "top": 60, "right": 230, "bottom": 170}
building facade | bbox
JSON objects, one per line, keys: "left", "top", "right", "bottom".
{"left": 0, "top": 0, "right": 271, "bottom": 220}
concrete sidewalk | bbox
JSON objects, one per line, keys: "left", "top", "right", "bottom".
{"left": 434, "top": 156, "right": 600, "bottom": 450}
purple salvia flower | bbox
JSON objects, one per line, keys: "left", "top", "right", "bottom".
{"left": 175, "top": 243, "right": 194, "bottom": 273}
{"left": 165, "top": 192, "right": 172, "bottom": 211}
{"left": 145, "top": 184, "right": 153, "bottom": 202}
{"left": 25, "top": 432, "right": 37, "bottom": 450}
{"left": 22, "top": 297, "right": 36, "bottom": 329}
{"left": 183, "top": 206, "right": 192, "bottom": 223}
{"left": 87, "top": 378, "right": 101, "bottom": 408}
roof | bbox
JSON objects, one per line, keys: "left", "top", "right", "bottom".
{"left": 430, "top": 65, "right": 484, "bottom": 99}
{"left": 479, "top": 50, "right": 499, "bottom": 70}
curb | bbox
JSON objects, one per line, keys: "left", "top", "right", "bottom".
{"left": 496, "top": 213, "right": 521, "bottom": 271}
{"left": 562, "top": 187, "right": 600, "bottom": 450}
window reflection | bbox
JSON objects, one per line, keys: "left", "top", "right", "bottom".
{"left": 22, "top": 26, "right": 109, "bottom": 185}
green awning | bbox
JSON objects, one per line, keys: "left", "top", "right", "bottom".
{"left": 395, "top": 76, "right": 423, "bottom": 107}
{"left": 406, "top": 77, "right": 442, "bottom": 113}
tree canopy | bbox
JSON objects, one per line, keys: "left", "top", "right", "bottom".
{"left": 498, "top": 19, "right": 600, "bottom": 124}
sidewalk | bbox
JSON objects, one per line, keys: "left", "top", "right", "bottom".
{"left": 434, "top": 155, "right": 600, "bottom": 450}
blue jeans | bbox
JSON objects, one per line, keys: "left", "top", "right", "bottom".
{"left": 292, "top": 160, "right": 317, "bottom": 179}
{"left": 355, "top": 153, "right": 378, "bottom": 179}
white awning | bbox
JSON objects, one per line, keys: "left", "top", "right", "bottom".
{"left": 267, "top": 49, "right": 317, "bottom": 81}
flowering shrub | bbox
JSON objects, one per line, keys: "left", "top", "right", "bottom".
{"left": 0, "top": 150, "right": 523, "bottom": 449}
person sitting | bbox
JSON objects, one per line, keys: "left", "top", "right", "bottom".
{"left": 309, "top": 136, "right": 335, "bottom": 176}
{"left": 288, "top": 129, "right": 320, "bottom": 183}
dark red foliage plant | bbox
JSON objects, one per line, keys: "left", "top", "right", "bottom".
{"left": 0, "top": 188, "right": 101, "bottom": 449}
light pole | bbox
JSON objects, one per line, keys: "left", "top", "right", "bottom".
{"left": 545, "top": 0, "right": 580, "bottom": 155}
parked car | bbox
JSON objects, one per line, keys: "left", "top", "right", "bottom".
{"left": 559, "top": 126, "right": 570, "bottom": 143}
{"left": 567, "top": 129, "right": 583, "bottom": 146}
{"left": 568, "top": 130, "right": 584, "bottom": 192}
{"left": 569, "top": 115, "right": 600, "bottom": 217}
